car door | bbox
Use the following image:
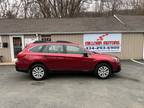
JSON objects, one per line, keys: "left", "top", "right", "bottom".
{"left": 42, "top": 44, "right": 66, "bottom": 71}
{"left": 63, "top": 45, "right": 95, "bottom": 71}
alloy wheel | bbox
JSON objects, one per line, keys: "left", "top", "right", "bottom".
{"left": 98, "top": 66, "right": 110, "bottom": 78}
{"left": 32, "top": 66, "right": 45, "bottom": 79}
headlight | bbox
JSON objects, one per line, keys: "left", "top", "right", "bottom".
{"left": 112, "top": 57, "right": 119, "bottom": 62}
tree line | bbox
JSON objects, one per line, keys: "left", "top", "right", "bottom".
{"left": 0, "top": 0, "right": 144, "bottom": 19}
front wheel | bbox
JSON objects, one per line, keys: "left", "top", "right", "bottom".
{"left": 30, "top": 64, "right": 48, "bottom": 80}
{"left": 94, "top": 63, "right": 112, "bottom": 79}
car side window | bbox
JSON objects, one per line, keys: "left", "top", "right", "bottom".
{"left": 66, "top": 45, "right": 85, "bottom": 54}
{"left": 30, "top": 45, "right": 44, "bottom": 52}
{"left": 42, "top": 45, "right": 64, "bottom": 53}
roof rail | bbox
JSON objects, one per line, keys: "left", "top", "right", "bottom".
{"left": 33, "top": 40, "right": 48, "bottom": 43}
{"left": 56, "top": 40, "right": 73, "bottom": 43}
{"left": 33, "top": 40, "right": 73, "bottom": 43}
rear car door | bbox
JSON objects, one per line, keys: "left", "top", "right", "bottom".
{"left": 42, "top": 44, "right": 66, "bottom": 71}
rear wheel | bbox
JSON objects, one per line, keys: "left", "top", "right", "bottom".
{"left": 94, "top": 63, "right": 112, "bottom": 79}
{"left": 30, "top": 64, "right": 48, "bottom": 80}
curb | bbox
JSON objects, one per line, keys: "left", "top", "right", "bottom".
{"left": 130, "top": 59, "right": 144, "bottom": 65}
{"left": 0, "top": 63, "right": 15, "bottom": 66}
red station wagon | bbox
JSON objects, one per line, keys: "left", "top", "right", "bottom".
{"left": 16, "top": 41, "right": 121, "bottom": 80}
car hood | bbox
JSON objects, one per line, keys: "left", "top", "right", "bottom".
{"left": 91, "top": 52, "right": 117, "bottom": 60}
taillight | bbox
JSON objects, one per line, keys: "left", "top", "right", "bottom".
{"left": 17, "top": 52, "right": 26, "bottom": 60}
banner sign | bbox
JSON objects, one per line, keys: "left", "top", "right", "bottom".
{"left": 84, "top": 33, "right": 121, "bottom": 52}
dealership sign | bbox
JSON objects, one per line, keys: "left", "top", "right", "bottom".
{"left": 83, "top": 33, "right": 121, "bottom": 52}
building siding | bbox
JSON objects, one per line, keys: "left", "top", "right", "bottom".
{"left": 0, "top": 33, "right": 144, "bottom": 62}
{"left": 52, "top": 33, "right": 144, "bottom": 60}
{"left": 0, "top": 36, "right": 11, "bottom": 62}
{"left": 142, "top": 33, "right": 144, "bottom": 60}
{"left": 51, "top": 34, "right": 83, "bottom": 46}
{"left": 105, "top": 33, "right": 143, "bottom": 59}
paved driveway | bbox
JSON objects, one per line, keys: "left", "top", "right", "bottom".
{"left": 0, "top": 60, "right": 144, "bottom": 108}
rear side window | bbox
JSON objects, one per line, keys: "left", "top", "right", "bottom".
{"left": 30, "top": 45, "right": 44, "bottom": 52}
{"left": 42, "top": 45, "right": 64, "bottom": 53}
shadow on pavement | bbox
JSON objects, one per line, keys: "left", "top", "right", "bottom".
{"left": 111, "top": 74, "right": 140, "bottom": 83}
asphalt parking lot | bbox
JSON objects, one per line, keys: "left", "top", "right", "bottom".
{"left": 0, "top": 60, "right": 144, "bottom": 108}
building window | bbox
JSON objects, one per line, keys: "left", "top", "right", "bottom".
{"left": 41, "top": 35, "right": 51, "bottom": 42}
{"left": 24, "top": 36, "right": 38, "bottom": 46}
{"left": 0, "top": 36, "right": 2, "bottom": 48}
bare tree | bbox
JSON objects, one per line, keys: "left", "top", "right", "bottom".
{"left": 0, "top": 0, "right": 10, "bottom": 18}
{"left": 103, "top": 0, "right": 123, "bottom": 15}
{"left": 130, "top": 0, "right": 144, "bottom": 14}
{"left": 34, "top": 0, "right": 91, "bottom": 18}
{"left": 1, "top": 0, "right": 144, "bottom": 19}
{"left": 0, "top": 0, "right": 21, "bottom": 18}
{"left": 94, "top": 0, "right": 105, "bottom": 16}
{"left": 20, "top": 0, "right": 37, "bottom": 18}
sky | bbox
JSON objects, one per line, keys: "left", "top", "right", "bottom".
{"left": 88, "top": 1, "right": 96, "bottom": 11}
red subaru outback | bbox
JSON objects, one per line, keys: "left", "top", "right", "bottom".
{"left": 16, "top": 41, "right": 121, "bottom": 80}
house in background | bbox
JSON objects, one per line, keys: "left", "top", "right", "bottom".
{"left": 0, "top": 15, "right": 144, "bottom": 62}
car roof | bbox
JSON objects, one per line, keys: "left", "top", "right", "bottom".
{"left": 30, "top": 41, "right": 79, "bottom": 46}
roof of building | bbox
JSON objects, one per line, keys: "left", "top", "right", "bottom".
{"left": 0, "top": 15, "right": 144, "bottom": 34}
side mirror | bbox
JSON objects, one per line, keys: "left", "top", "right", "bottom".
{"left": 83, "top": 53, "right": 88, "bottom": 57}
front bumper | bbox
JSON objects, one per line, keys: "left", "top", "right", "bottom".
{"left": 113, "top": 62, "right": 121, "bottom": 73}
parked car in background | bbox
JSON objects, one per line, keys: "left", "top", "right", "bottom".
{"left": 15, "top": 41, "right": 121, "bottom": 80}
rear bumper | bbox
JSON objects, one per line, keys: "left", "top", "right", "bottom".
{"left": 15, "top": 66, "right": 29, "bottom": 73}
{"left": 15, "top": 60, "right": 29, "bottom": 73}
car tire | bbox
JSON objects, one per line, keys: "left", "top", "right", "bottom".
{"left": 94, "top": 63, "right": 112, "bottom": 79}
{"left": 30, "top": 64, "right": 48, "bottom": 80}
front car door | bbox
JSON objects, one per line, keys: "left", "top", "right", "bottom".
{"left": 63, "top": 45, "right": 95, "bottom": 71}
